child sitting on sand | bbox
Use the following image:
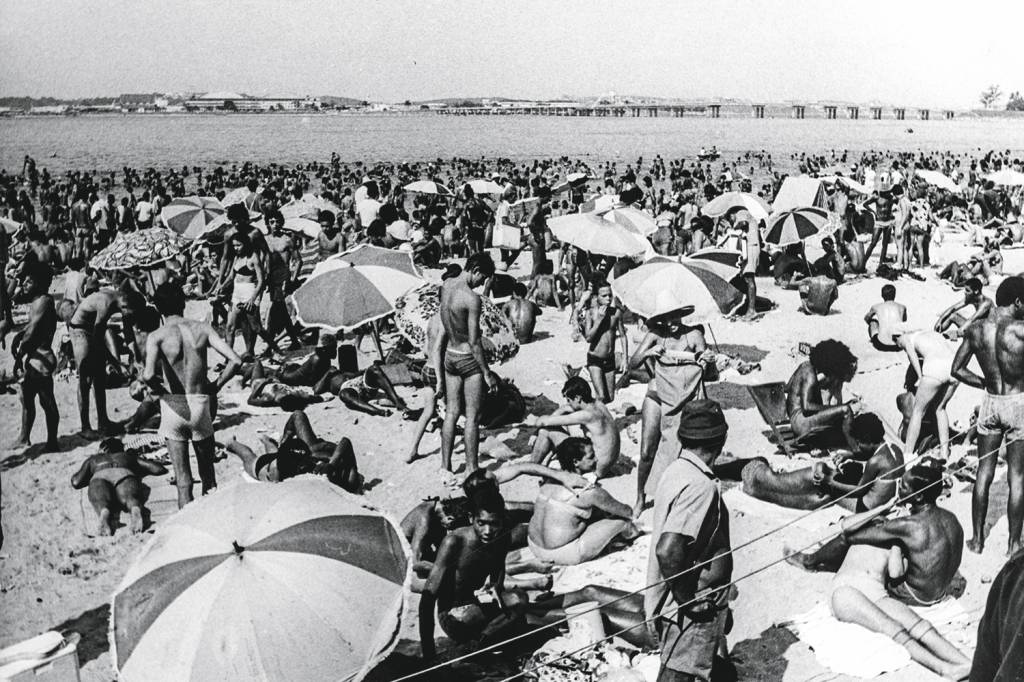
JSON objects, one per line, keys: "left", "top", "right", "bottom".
{"left": 71, "top": 437, "right": 167, "bottom": 536}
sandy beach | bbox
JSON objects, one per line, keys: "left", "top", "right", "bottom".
{"left": 1, "top": 234, "right": 1018, "bottom": 681}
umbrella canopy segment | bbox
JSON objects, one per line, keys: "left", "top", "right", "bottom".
{"left": 701, "top": 191, "right": 770, "bottom": 221}
{"left": 280, "top": 195, "right": 342, "bottom": 221}
{"left": 763, "top": 207, "right": 831, "bottom": 246}
{"left": 463, "top": 179, "right": 504, "bottom": 195}
{"left": 986, "top": 169, "right": 1024, "bottom": 186}
{"left": 111, "top": 478, "right": 410, "bottom": 682}
{"left": 604, "top": 206, "right": 658, "bottom": 236}
{"left": 221, "top": 187, "right": 259, "bottom": 210}
{"left": 291, "top": 262, "right": 423, "bottom": 331}
{"left": 395, "top": 283, "right": 519, "bottom": 364}
{"left": 404, "top": 180, "right": 453, "bottom": 196}
{"left": 160, "top": 196, "right": 226, "bottom": 239}
{"left": 282, "top": 216, "right": 323, "bottom": 239}
{"left": 611, "top": 259, "right": 741, "bottom": 322}
{"left": 915, "top": 170, "right": 961, "bottom": 193}
{"left": 334, "top": 244, "right": 421, "bottom": 277}
{"left": 90, "top": 229, "right": 191, "bottom": 271}
{"left": 548, "top": 212, "right": 650, "bottom": 257}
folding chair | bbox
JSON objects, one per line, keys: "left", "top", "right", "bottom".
{"left": 746, "top": 381, "right": 803, "bottom": 457}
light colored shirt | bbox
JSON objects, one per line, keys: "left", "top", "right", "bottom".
{"left": 356, "top": 198, "right": 382, "bottom": 229}
{"left": 644, "top": 450, "right": 720, "bottom": 619}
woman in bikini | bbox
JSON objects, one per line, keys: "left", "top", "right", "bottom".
{"left": 71, "top": 437, "right": 167, "bottom": 536}
{"left": 220, "top": 231, "right": 275, "bottom": 361}
{"left": 625, "top": 306, "right": 713, "bottom": 517}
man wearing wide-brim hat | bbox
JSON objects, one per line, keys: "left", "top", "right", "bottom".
{"left": 645, "top": 399, "right": 734, "bottom": 682}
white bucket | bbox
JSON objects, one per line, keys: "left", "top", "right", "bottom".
{"left": 564, "top": 601, "right": 606, "bottom": 644}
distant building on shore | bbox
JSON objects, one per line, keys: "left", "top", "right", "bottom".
{"left": 184, "top": 92, "right": 322, "bottom": 112}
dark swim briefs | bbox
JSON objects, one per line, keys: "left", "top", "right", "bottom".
{"left": 870, "top": 334, "right": 901, "bottom": 352}
{"left": 444, "top": 350, "right": 482, "bottom": 379}
{"left": 586, "top": 351, "right": 616, "bottom": 372}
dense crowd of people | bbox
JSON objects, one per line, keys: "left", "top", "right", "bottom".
{"left": 2, "top": 145, "right": 1024, "bottom": 680}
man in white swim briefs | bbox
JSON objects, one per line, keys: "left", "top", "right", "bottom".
{"left": 144, "top": 283, "right": 242, "bottom": 508}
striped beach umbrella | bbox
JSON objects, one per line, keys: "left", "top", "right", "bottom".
{"left": 160, "top": 196, "right": 226, "bottom": 239}
{"left": 290, "top": 260, "right": 423, "bottom": 331}
{"left": 548, "top": 212, "right": 650, "bottom": 257}
{"left": 394, "top": 283, "right": 519, "bottom": 364}
{"left": 604, "top": 206, "right": 658, "bottom": 236}
{"left": 404, "top": 180, "right": 453, "bottom": 196}
{"left": 110, "top": 478, "right": 410, "bottom": 682}
{"left": 701, "top": 191, "right": 770, "bottom": 221}
{"left": 611, "top": 259, "right": 742, "bottom": 322}
{"left": 763, "top": 207, "right": 831, "bottom": 246}
{"left": 90, "top": 229, "right": 190, "bottom": 271}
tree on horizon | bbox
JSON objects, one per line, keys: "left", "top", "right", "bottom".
{"left": 980, "top": 84, "right": 1003, "bottom": 109}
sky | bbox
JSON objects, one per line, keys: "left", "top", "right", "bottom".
{"left": 1, "top": 0, "right": 1022, "bottom": 109}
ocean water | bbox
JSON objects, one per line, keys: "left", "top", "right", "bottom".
{"left": 2, "top": 113, "right": 1024, "bottom": 174}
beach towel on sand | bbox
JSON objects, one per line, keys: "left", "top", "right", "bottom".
{"left": 779, "top": 598, "right": 973, "bottom": 678}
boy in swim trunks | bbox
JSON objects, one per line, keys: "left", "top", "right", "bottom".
{"left": 864, "top": 284, "right": 907, "bottom": 351}
{"left": 582, "top": 280, "right": 626, "bottom": 402}
{"left": 13, "top": 263, "right": 59, "bottom": 451}
{"left": 528, "top": 377, "right": 621, "bottom": 479}
{"left": 144, "top": 283, "right": 242, "bottom": 508}
{"left": 71, "top": 437, "right": 168, "bottom": 536}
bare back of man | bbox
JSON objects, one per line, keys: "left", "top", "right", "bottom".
{"left": 69, "top": 289, "right": 120, "bottom": 436}
{"left": 867, "top": 301, "right": 907, "bottom": 346}
{"left": 145, "top": 312, "right": 240, "bottom": 507}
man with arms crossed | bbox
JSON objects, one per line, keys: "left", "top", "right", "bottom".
{"left": 952, "top": 275, "right": 1024, "bottom": 556}
{"left": 144, "top": 283, "right": 241, "bottom": 508}
{"left": 439, "top": 252, "right": 496, "bottom": 476}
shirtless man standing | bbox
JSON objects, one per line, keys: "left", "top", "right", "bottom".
{"left": 864, "top": 284, "right": 907, "bottom": 351}
{"left": 13, "top": 264, "right": 59, "bottom": 451}
{"left": 69, "top": 285, "right": 133, "bottom": 438}
{"left": 934, "top": 277, "right": 993, "bottom": 340}
{"left": 439, "top": 252, "right": 496, "bottom": 475}
{"left": 786, "top": 339, "right": 861, "bottom": 450}
{"left": 419, "top": 489, "right": 523, "bottom": 660}
{"left": 951, "top": 275, "right": 1024, "bottom": 555}
{"left": 528, "top": 377, "right": 621, "bottom": 478}
{"left": 583, "top": 281, "right": 627, "bottom": 402}
{"left": 864, "top": 177, "right": 896, "bottom": 269}
{"left": 144, "top": 282, "right": 241, "bottom": 508}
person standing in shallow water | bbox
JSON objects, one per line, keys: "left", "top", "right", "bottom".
{"left": 438, "top": 252, "right": 496, "bottom": 479}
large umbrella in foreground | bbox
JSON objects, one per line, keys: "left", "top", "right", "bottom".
{"left": 701, "top": 191, "right": 770, "bottom": 221}
{"left": 915, "top": 170, "right": 961, "bottom": 193}
{"left": 986, "top": 169, "right": 1024, "bottom": 186}
{"left": 611, "top": 259, "right": 742, "bottom": 321}
{"left": 110, "top": 478, "right": 409, "bottom": 682}
{"left": 404, "top": 180, "right": 453, "bottom": 196}
{"left": 395, "top": 283, "right": 519, "bottom": 364}
{"left": 291, "top": 261, "right": 423, "bottom": 331}
{"left": 90, "top": 229, "right": 191, "bottom": 270}
{"left": 160, "top": 196, "right": 226, "bottom": 239}
{"left": 548, "top": 212, "right": 650, "bottom": 257}
{"left": 763, "top": 207, "right": 831, "bottom": 246}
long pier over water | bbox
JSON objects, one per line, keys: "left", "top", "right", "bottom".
{"left": 435, "top": 103, "right": 958, "bottom": 120}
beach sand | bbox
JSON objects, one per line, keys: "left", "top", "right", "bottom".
{"left": 1, "top": 240, "right": 1019, "bottom": 681}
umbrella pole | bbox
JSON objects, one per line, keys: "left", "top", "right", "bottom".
{"left": 706, "top": 323, "right": 721, "bottom": 352}
{"left": 371, "top": 321, "right": 385, "bottom": 361}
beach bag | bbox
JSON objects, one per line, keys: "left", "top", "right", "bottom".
{"left": 492, "top": 223, "right": 523, "bottom": 250}
{"left": 480, "top": 377, "right": 526, "bottom": 428}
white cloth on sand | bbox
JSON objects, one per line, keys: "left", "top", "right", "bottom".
{"left": 779, "top": 598, "right": 973, "bottom": 679}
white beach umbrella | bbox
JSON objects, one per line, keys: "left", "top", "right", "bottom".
{"left": 701, "top": 191, "right": 770, "bottom": 221}
{"left": 915, "top": 170, "right": 961, "bottom": 193}
{"left": 986, "top": 169, "right": 1024, "bottom": 186}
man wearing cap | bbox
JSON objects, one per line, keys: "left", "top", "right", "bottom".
{"left": 645, "top": 399, "right": 733, "bottom": 682}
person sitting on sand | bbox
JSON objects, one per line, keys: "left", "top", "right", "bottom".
{"left": 525, "top": 258, "right": 567, "bottom": 309}
{"left": 527, "top": 377, "right": 620, "bottom": 479}
{"left": 786, "top": 339, "right": 861, "bottom": 450}
{"left": 419, "top": 488, "right": 526, "bottom": 661}
{"left": 798, "top": 274, "right": 839, "bottom": 316}
{"left": 864, "top": 283, "right": 907, "bottom": 351}
{"left": 939, "top": 239, "right": 1003, "bottom": 287}
{"left": 893, "top": 327, "right": 958, "bottom": 461}
{"left": 716, "top": 412, "right": 900, "bottom": 512}
{"left": 583, "top": 279, "right": 627, "bottom": 403}
{"left": 811, "top": 236, "right": 846, "bottom": 284}
{"left": 813, "top": 461, "right": 970, "bottom": 679}
{"left": 527, "top": 437, "right": 640, "bottom": 565}
{"left": 933, "top": 277, "right": 993, "bottom": 340}
{"left": 773, "top": 244, "right": 811, "bottom": 289}
{"left": 224, "top": 409, "right": 363, "bottom": 492}
{"left": 312, "top": 360, "right": 411, "bottom": 418}
{"left": 502, "top": 282, "right": 541, "bottom": 344}
{"left": 71, "top": 437, "right": 167, "bottom": 536}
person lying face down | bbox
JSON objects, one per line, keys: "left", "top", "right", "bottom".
{"left": 71, "top": 437, "right": 167, "bottom": 536}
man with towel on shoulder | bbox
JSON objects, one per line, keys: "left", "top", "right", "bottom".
{"left": 646, "top": 399, "right": 734, "bottom": 682}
